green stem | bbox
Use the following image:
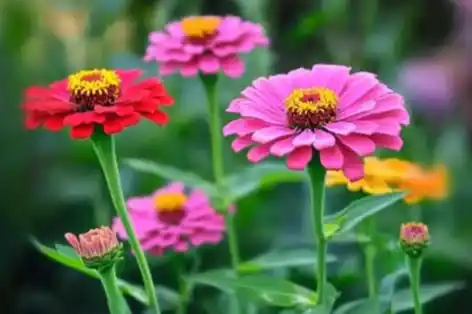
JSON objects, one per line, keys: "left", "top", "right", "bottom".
{"left": 99, "top": 266, "right": 126, "bottom": 314}
{"left": 200, "top": 74, "right": 241, "bottom": 270}
{"left": 200, "top": 74, "right": 240, "bottom": 314}
{"left": 407, "top": 257, "right": 423, "bottom": 314}
{"left": 91, "top": 131, "right": 161, "bottom": 314}
{"left": 307, "top": 159, "right": 328, "bottom": 303}
{"left": 362, "top": 217, "right": 377, "bottom": 298}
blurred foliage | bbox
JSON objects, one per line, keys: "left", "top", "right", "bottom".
{"left": 1, "top": 0, "right": 471, "bottom": 313}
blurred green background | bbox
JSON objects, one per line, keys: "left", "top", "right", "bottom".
{"left": 2, "top": 0, "right": 472, "bottom": 313}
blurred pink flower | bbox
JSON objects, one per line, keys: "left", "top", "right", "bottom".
{"left": 144, "top": 16, "right": 269, "bottom": 78}
{"left": 113, "top": 182, "right": 226, "bottom": 255}
{"left": 398, "top": 58, "right": 455, "bottom": 110}
{"left": 223, "top": 64, "right": 409, "bottom": 181}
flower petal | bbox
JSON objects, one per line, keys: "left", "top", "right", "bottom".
{"left": 252, "top": 126, "right": 293, "bottom": 144}
{"left": 338, "top": 134, "right": 376, "bottom": 156}
{"left": 286, "top": 146, "right": 313, "bottom": 170}
{"left": 292, "top": 129, "right": 316, "bottom": 147}
{"left": 319, "top": 146, "right": 344, "bottom": 169}
{"left": 270, "top": 136, "right": 296, "bottom": 156}
{"left": 324, "top": 121, "right": 356, "bottom": 135}
{"left": 247, "top": 143, "right": 271, "bottom": 162}
{"left": 312, "top": 129, "right": 336, "bottom": 150}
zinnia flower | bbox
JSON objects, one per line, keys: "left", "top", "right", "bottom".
{"left": 399, "top": 222, "right": 429, "bottom": 258}
{"left": 65, "top": 226, "right": 123, "bottom": 271}
{"left": 22, "top": 68, "right": 174, "bottom": 139}
{"left": 112, "top": 182, "right": 226, "bottom": 255}
{"left": 326, "top": 157, "right": 449, "bottom": 204}
{"left": 223, "top": 64, "right": 410, "bottom": 180}
{"left": 144, "top": 16, "right": 269, "bottom": 78}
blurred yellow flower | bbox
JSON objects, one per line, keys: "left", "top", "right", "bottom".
{"left": 326, "top": 157, "right": 449, "bottom": 204}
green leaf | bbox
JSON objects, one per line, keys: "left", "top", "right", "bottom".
{"left": 392, "top": 282, "right": 464, "bottom": 312}
{"left": 55, "top": 244, "right": 81, "bottom": 260}
{"left": 238, "top": 249, "right": 337, "bottom": 273}
{"left": 224, "top": 162, "right": 307, "bottom": 202}
{"left": 334, "top": 299, "right": 386, "bottom": 314}
{"left": 325, "top": 193, "right": 406, "bottom": 236}
{"left": 188, "top": 270, "right": 318, "bottom": 308}
{"left": 379, "top": 267, "right": 408, "bottom": 308}
{"left": 124, "top": 158, "right": 217, "bottom": 195}
{"left": 33, "top": 239, "right": 178, "bottom": 308}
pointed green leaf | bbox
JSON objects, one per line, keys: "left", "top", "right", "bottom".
{"left": 334, "top": 298, "right": 386, "bottom": 314}
{"left": 124, "top": 158, "right": 217, "bottom": 195}
{"left": 379, "top": 267, "right": 408, "bottom": 309}
{"left": 392, "top": 282, "right": 464, "bottom": 312}
{"left": 238, "top": 249, "right": 337, "bottom": 273}
{"left": 325, "top": 193, "right": 406, "bottom": 236}
{"left": 33, "top": 239, "right": 178, "bottom": 307}
{"left": 188, "top": 270, "right": 318, "bottom": 307}
{"left": 224, "top": 162, "right": 307, "bottom": 201}
{"left": 55, "top": 244, "right": 81, "bottom": 260}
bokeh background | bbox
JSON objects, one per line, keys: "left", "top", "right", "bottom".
{"left": 2, "top": 0, "right": 472, "bottom": 313}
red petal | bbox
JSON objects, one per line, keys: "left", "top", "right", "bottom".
{"left": 103, "top": 120, "right": 125, "bottom": 134}
{"left": 64, "top": 112, "right": 106, "bottom": 126}
{"left": 44, "top": 116, "right": 65, "bottom": 131}
{"left": 70, "top": 124, "right": 94, "bottom": 139}
{"left": 143, "top": 111, "right": 169, "bottom": 125}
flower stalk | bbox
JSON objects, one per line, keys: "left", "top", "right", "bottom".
{"left": 100, "top": 265, "right": 127, "bottom": 314}
{"left": 200, "top": 74, "right": 241, "bottom": 313}
{"left": 90, "top": 130, "right": 161, "bottom": 314}
{"left": 407, "top": 256, "right": 423, "bottom": 314}
{"left": 307, "top": 159, "right": 328, "bottom": 303}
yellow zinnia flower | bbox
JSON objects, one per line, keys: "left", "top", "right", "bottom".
{"left": 326, "top": 157, "right": 449, "bottom": 204}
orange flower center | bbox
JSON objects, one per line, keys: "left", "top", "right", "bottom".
{"left": 67, "top": 69, "right": 121, "bottom": 111}
{"left": 284, "top": 87, "right": 338, "bottom": 130}
{"left": 153, "top": 192, "right": 187, "bottom": 225}
{"left": 181, "top": 16, "right": 220, "bottom": 39}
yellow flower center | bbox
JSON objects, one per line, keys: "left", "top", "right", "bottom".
{"left": 153, "top": 192, "right": 187, "bottom": 213}
{"left": 284, "top": 87, "right": 338, "bottom": 130}
{"left": 181, "top": 16, "right": 221, "bottom": 38}
{"left": 67, "top": 69, "right": 121, "bottom": 111}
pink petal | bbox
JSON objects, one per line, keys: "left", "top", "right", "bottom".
{"left": 338, "top": 134, "right": 376, "bottom": 156}
{"left": 223, "top": 118, "right": 267, "bottom": 136}
{"left": 292, "top": 129, "right": 316, "bottom": 147}
{"left": 231, "top": 135, "right": 254, "bottom": 152}
{"left": 324, "top": 121, "right": 356, "bottom": 135}
{"left": 251, "top": 126, "right": 293, "bottom": 144}
{"left": 339, "top": 145, "right": 364, "bottom": 181}
{"left": 180, "top": 60, "right": 199, "bottom": 77}
{"left": 247, "top": 143, "right": 271, "bottom": 162}
{"left": 371, "top": 134, "right": 403, "bottom": 151}
{"left": 319, "top": 146, "right": 344, "bottom": 169}
{"left": 270, "top": 136, "right": 296, "bottom": 156}
{"left": 286, "top": 146, "right": 313, "bottom": 170}
{"left": 127, "top": 197, "right": 154, "bottom": 211}
{"left": 351, "top": 121, "right": 377, "bottom": 135}
{"left": 313, "top": 64, "right": 351, "bottom": 93}
{"left": 312, "top": 129, "right": 336, "bottom": 150}
{"left": 173, "top": 241, "right": 189, "bottom": 252}
{"left": 221, "top": 55, "right": 245, "bottom": 78}
{"left": 199, "top": 54, "right": 220, "bottom": 74}
{"left": 339, "top": 72, "right": 379, "bottom": 109}
{"left": 338, "top": 100, "right": 376, "bottom": 120}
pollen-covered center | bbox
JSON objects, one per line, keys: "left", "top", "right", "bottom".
{"left": 153, "top": 192, "right": 188, "bottom": 225}
{"left": 67, "top": 69, "right": 121, "bottom": 112}
{"left": 181, "top": 16, "right": 220, "bottom": 39}
{"left": 284, "top": 87, "right": 338, "bottom": 130}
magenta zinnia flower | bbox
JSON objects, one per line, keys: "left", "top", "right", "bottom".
{"left": 223, "top": 64, "right": 410, "bottom": 181}
{"left": 112, "top": 182, "right": 226, "bottom": 255}
{"left": 144, "top": 16, "right": 269, "bottom": 78}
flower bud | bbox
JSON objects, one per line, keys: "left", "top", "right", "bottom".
{"left": 399, "top": 222, "right": 430, "bottom": 258}
{"left": 65, "top": 226, "right": 123, "bottom": 271}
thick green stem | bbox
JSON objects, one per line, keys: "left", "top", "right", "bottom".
{"left": 200, "top": 74, "right": 240, "bottom": 313}
{"left": 307, "top": 159, "right": 328, "bottom": 303}
{"left": 407, "top": 257, "right": 423, "bottom": 314}
{"left": 91, "top": 131, "right": 161, "bottom": 314}
{"left": 100, "top": 266, "right": 126, "bottom": 314}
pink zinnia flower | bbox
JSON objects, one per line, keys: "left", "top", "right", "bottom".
{"left": 223, "top": 64, "right": 410, "bottom": 181}
{"left": 112, "top": 182, "right": 226, "bottom": 255}
{"left": 144, "top": 16, "right": 269, "bottom": 78}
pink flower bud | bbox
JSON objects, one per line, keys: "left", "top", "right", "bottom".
{"left": 65, "top": 226, "right": 122, "bottom": 271}
{"left": 399, "top": 222, "right": 430, "bottom": 258}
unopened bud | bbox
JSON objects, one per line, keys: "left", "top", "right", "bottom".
{"left": 65, "top": 226, "right": 123, "bottom": 271}
{"left": 399, "top": 222, "right": 430, "bottom": 258}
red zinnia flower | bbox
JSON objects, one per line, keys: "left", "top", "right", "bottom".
{"left": 22, "top": 68, "right": 174, "bottom": 139}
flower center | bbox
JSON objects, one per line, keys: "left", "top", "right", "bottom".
{"left": 67, "top": 69, "right": 121, "bottom": 112}
{"left": 284, "top": 87, "right": 338, "bottom": 130}
{"left": 181, "top": 16, "right": 220, "bottom": 39}
{"left": 153, "top": 192, "right": 187, "bottom": 225}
